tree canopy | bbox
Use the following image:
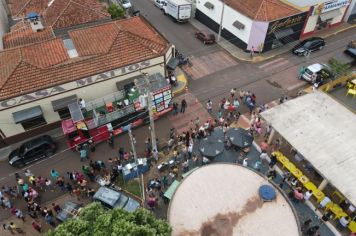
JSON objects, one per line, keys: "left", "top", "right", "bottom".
{"left": 46, "top": 203, "right": 171, "bottom": 236}
{"left": 328, "top": 57, "right": 351, "bottom": 77}
{"left": 108, "top": 4, "right": 125, "bottom": 19}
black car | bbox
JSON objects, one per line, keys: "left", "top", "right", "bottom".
{"left": 292, "top": 37, "right": 325, "bottom": 56}
{"left": 8, "top": 135, "right": 57, "bottom": 167}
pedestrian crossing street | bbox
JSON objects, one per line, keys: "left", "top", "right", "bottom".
{"left": 258, "top": 57, "right": 291, "bottom": 73}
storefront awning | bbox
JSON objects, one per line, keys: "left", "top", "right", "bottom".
{"left": 166, "top": 57, "right": 179, "bottom": 70}
{"left": 274, "top": 28, "right": 294, "bottom": 39}
{"left": 68, "top": 102, "right": 84, "bottom": 123}
{"left": 320, "top": 9, "right": 341, "bottom": 21}
{"left": 51, "top": 94, "right": 78, "bottom": 111}
{"left": 13, "top": 106, "right": 43, "bottom": 124}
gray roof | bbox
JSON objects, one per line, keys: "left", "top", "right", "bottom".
{"left": 261, "top": 91, "right": 356, "bottom": 205}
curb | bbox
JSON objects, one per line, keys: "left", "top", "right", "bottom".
{"left": 172, "top": 74, "right": 188, "bottom": 97}
{"left": 221, "top": 24, "right": 356, "bottom": 63}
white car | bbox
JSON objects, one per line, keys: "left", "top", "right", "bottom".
{"left": 154, "top": 0, "right": 166, "bottom": 9}
{"left": 121, "top": 0, "right": 132, "bottom": 9}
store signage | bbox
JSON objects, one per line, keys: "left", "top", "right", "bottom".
{"left": 314, "top": 0, "right": 350, "bottom": 15}
{"left": 268, "top": 15, "right": 304, "bottom": 34}
{"left": 0, "top": 60, "right": 151, "bottom": 110}
{"left": 322, "top": 0, "right": 349, "bottom": 13}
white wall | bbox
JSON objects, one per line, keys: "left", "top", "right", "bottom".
{"left": 0, "top": 0, "right": 9, "bottom": 50}
{"left": 344, "top": 0, "right": 356, "bottom": 21}
{"left": 196, "top": 0, "right": 253, "bottom": 43}
{"left": 0, "top": 57, "right": 165, "bottom": 137}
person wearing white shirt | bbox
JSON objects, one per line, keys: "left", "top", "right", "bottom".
{"left": 317, "top": 196, "right": 331, "bottom": 210}
{"left": 304, "top": 190, "right": 312, "bottom": 201}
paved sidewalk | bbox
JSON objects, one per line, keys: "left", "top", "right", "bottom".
{"left": 190, "top": 18, "right": 356, "bottom": 62}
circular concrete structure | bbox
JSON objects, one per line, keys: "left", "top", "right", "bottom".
{"left": 168, "top": 164, "right": 300, "bottom": 236}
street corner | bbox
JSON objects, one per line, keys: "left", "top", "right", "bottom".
{"left": 172, "top": 73, "right": 188, "bottom": 97}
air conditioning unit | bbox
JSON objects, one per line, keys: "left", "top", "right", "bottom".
{"left": 30, "top": 20, "right": 44, "bottom": 32}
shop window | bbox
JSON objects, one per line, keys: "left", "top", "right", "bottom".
{"left": 21, "top": 117, "right": 47, "bottom": 131}
{"left": 57, "top": 108, "right": 71, "bottom": 119}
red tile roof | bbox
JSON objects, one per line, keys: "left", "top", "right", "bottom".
{"left": 0, "top": 17, "right": 169, "bottom": 100}
{"left": 43, "top": 0, "right": 110, "bottom": 30}
{"left": 225, "top": 0, "right": 301, "bottom": 21}
{"left": 6, "top": 0, "right": 48, "bottom": 18}
{"left": 3, "top": 25, "right": 55, "bottom": 49}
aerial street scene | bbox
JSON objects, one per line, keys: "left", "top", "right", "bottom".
{"left": 0, "top": 0, "right": 355, "bottom": 235}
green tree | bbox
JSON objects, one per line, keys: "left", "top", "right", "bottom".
{"left": 108, "top": 4, "right": 125, "bottom": 19}
{"left": 46, "top": 203, "right": 171, "bottom": 236}
{"left": 328, "top": 57, "right": 351, "bottom": 77}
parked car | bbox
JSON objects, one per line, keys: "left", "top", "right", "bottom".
{"left": 344, "top": 40, "right": 356, "bottom": 59}
{"left": 121, "top": 0, "right": 132, "bottom": 9}
{"left": 154, "top": 0, "right": 166, "bottom": 9}
{"left": 56, "top": 201, "right": 82, "bottom": 222}
{"left": 8, "top": 135, "right": 57, "bottom": 167}
{"left": 195, "top": 30, "right": 215, "bottom": 44}
{"left": 300, "top": 63, "right": 333, "bottom": 87}
{"left": 292, "top": 37, "right": 325, "bottom": 56}
{"left": 93, "top": 186, "right": 140, "bottom": 212}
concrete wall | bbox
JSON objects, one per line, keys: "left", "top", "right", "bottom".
{"left": 196, "top": 0, "right": 253, "bottom": 43}
{"left": 247, "top": 21, "right": 269, "bottom": 51}
{"left": 0, "top": 0, "right": 9, "bottom": 50}
{"left": 0, "top": 56, "right": 165, "bottom": 137}
{"left": 344, "top": 0, "right": 356, "bottom": 22}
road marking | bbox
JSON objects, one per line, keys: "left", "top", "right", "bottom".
{"left": 263, "top": 60, "right": 289, "bottom": 71}
{"left": 258, "top": 58, "right": 284, "bottom": 69}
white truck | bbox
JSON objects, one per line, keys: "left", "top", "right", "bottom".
{"left": 163, "top": 0, "right": 192, "bottom": 23}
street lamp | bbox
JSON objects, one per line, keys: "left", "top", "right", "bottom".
{"left": 217, "top": 0, "right": 225, "bottom": 42}
{"left": 128, "top": 128, "right": 145, "bottom": 201}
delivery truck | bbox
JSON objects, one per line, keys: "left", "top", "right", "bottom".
{"left": 163, "top": 0, "right": 192, "bottom": 22}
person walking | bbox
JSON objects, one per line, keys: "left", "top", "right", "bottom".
{"left": 50, "top": 169, "right": 59, "bottom": 179}
{"left": 180, "top": 99, "right": 187, "bottom": 113}
{"left": 80, "top": 147, "right": 88, "bottom": 162}
{"left": 172, "top": 102, "right": 178, "bottom": 115}
{"left": 15, "top": 209, "right": 25, "bottom": 222}
{"left": 206, "top": 100, "right": 213, "bottom": 114}
{"left": 305, "top": 225, "right": 319, "bottom": 236}
{"left": 230, "top": 88, "right": 236, "bottom": 98}
{"left": 301, "top": 219, "right": 312, "bottom": 233}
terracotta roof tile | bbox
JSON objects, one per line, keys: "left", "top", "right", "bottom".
{"left": 6, "top": 0, "right": 48, "bottom": 18}
{"left": 3, "top": 26, "right": 55, "bottom": 49}
{"left": 0, "top": 17, "right": 169, "bottom": 100}
{"left": 21, "top": 38, "right": 69, "bottom": 68}
{"left": 68, "top": 23, "right": 119, "bottom": 56}
{"left": 0, "top": 49, "right": 22, "bottom": 89}
{"left": 43, "top": 0, "right": 110, "bottom": 30}
{"left": 225, "top": 0, "right": 300, "bottom": 21}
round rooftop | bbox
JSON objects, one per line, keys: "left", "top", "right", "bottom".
{"left": 168, "top": 164, "right": 300, "bottom": 236}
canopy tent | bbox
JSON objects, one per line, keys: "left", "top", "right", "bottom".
{"left": 164, "top": 180, "right": 180, "bottom": 200}
{"left": 261, "top": 91, "right": 356, "bottom": 205}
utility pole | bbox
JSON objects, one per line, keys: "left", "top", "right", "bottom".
{"left": 138, "top": 73, "right": 158, "bottom": 152}
{"left": 128, "top": 128, "right": 145, "bottom": 201}
{"left": 217, "top": 0, "right": 225, "bottom": 42}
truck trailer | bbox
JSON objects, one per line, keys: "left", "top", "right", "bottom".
{"left": 163, "top": 0, "right": 192, "bottom": 22}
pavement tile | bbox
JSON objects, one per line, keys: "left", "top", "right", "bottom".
{"left": 183, "top": 51, "right": 238, "bottom": 80}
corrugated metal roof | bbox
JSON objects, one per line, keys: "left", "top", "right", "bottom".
{"left": 261, "top": 91, "right": 356, "bottom": 205}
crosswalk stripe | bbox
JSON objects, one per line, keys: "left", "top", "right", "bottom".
{"left": 258, "top": 58, "right": 284, "bottom": 69}
{"left": 263, "top": 60, "right": 289, "bottom": 71}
